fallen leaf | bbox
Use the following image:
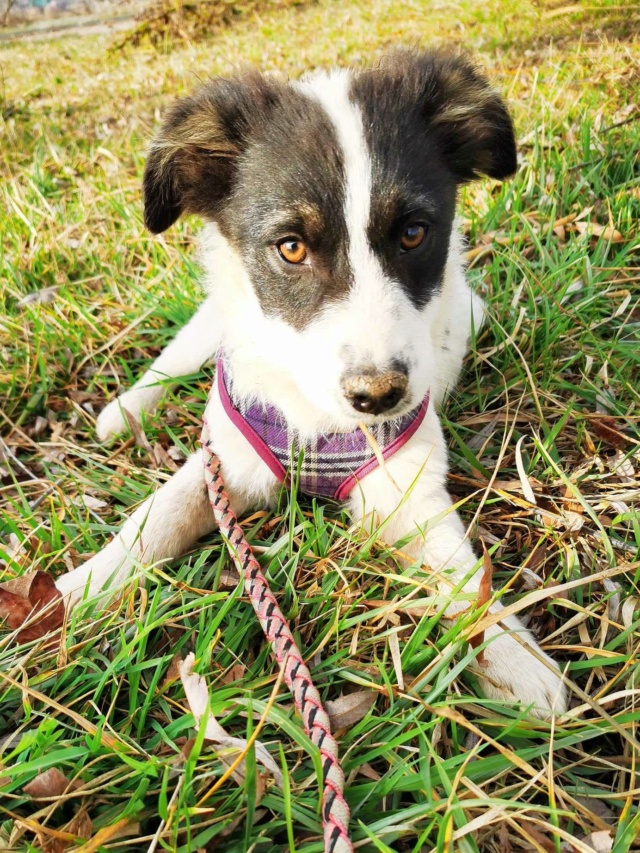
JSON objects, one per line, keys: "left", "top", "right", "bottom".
{"left": 583, "top": 830, "right": 613, "bottom": 852}
{"left": 218, "top": 567, "right": 241, "bottom": 589}
{"left": 602, "top": 579, "right": 621, "bottom": 624}
{"left": 219, "top": 663, "right": 247, "bottom": 685}
{"left": 469, "top": 543, "right": 493, "bottom": 664}
{"left": 551, "top": 212, "right": 578, "bottom": 229}
{"left": 357, "top": 762, "right": 381, "bottom": 781}
{"left": 122, "top": 409, "right": 154, "bottom": 457}
{"left": 621, "top": 596, "right": 639, "bottom": 629}
{"left": 24, "top": 768, "right": 79, "bottom": 800}
{"left": 521, "top": 568, "right": 544, "bottom": 590}
{"left": 153, "top": 442, "right": 179, "bottom": 471}
{"left": 562, "top": 484, "right": 584, "bottom": 515}
{"left": 0, "top": 571, "right": 65, "bottom": 644}
{"left": 388, "top": 631, "right": 404, "bottom": 691}
{"left": 514, "top": 436, "right": 537, "bottom": 505}
{"left": 17, "top": 286, "right": 59, "bottom": 308}
{"left": 559, "top": 278, "right": 584, "bottom": 304}
{"left": 573, "top": 221, "right": 623, "bottom": 243}
{"left": 162, "top": 652, "right": 184, "bottom": 689}
{"left": 66, "top": 808, "right": 93, "bottom": 841}
{"left": 42, "top": 839, "right": 66, "bottom": 853}
{"left": 604, "top": 449, "right": 635, "bottom": 480}
{"left": 575, "top": 795, "right": 616, "bottom": 825}
{"left": 588, "top": 416, "right": 633, "bottom": 449}
{"left": 74, "top": 495, "right": 108, "bottom": 511}
{"left": 179, "top": 653, "right": 282, "bottom": 788}
{"left": 498, "top": 822, "right": 513, "bottom": 853}
{"left": 519, "top": 822, "right": 556, "bottom": 852}
{"left": 325, "top": 691, "right": 376, "bottom": 731}
{"left": 1, "top": 533, "right": 27, "bottom": 566}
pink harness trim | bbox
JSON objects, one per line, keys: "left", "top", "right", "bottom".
{"left": 216, "top": 366, "right": 288, "bottom": 484}
{"left": 333, "top": 402, "right": 428, "bottom": 500}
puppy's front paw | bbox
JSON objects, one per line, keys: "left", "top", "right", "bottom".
{"left": 476, "top": 623, "right": 567, "bottom": 719}
{"left": 56, "top": 552, "right": 137, "bottom": 608}
{"left": 96, "top": 398, "right": 132, "bottom": 442}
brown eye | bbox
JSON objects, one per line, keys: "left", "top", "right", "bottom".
{"left": 278, "top": 238, "right": 307, "bottom": 264}
{"left": 400, "top": 223, "right": 427, "bottom": 252}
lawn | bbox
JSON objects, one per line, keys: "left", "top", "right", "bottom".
{"left": 1, "top": 0, "right": 639, "bottom": 850}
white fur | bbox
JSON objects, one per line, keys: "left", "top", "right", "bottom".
{"left": 65, "top": 68, "right": 567, "bottom": 719}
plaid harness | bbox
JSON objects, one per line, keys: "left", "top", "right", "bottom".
{"left": 216, "top": 358, "right": 429, "bottom": 501}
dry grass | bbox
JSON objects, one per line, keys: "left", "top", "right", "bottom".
{"left": 1, "top": 1, "right": 639, "bottom": 851}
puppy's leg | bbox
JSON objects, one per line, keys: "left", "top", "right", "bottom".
{"left": 56, "top": 453, "right": 222, "bottom": 606}
{"left": 97, "top": 297, "right": 220, "bottom": 442}
{"left": 349, "top": 409, "right": 567, "bottom": 718}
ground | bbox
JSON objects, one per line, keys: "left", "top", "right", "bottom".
{"left": 1, "top": 1, "right": 639, "bottom": 851}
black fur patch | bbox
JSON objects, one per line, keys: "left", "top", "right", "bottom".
{"left": 351, "top": 49, "right": 516, "bottom": 308}
{"left": 143, "top": 73, "right": 281, "bottom": 234}
{"left": 216, "top": 85, "right": 351, "bottom": 330}
{"left": 144, "top": 74, "right": 351, "bottom": 330}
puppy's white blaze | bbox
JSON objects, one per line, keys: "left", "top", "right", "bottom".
{"left": 297, "top": 71, "right": 400, "bottom": 363}
{"left": 299, "top": 72, "right": 372, "bottom": 274}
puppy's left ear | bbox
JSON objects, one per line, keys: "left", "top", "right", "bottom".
{"left": 143, "top": 72, "right": 281, "bottom": 234}
{"left": 425, "top": 51, "right": 517, "bottom": 182}
{"left": 377, "top": 50, "right": 517, "bottom": 183}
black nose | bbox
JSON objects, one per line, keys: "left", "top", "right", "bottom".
{"left": 341, "top": 368, "right": 408, "bottom": 416}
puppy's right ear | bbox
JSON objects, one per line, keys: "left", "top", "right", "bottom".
{"left": 143, "top": 73, "right": 279, "bottom": 234}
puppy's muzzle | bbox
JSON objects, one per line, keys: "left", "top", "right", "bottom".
{"left": 341, "top": 367, "right": 408, "bottom": 415}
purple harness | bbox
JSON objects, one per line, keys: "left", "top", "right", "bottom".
{"left": 216, "top": 358, "right": 428, "bottom": 501}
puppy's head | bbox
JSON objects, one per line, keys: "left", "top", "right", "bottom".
{"left": 144, "top": 51, "right": 516, "bottom": 426}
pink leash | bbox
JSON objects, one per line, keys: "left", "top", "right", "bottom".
{"left": 201, "top": 427, "right": 353, "bottom": 853}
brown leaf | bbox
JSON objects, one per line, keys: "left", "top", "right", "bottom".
{"left": 498, "top": 823, "right": 513, "bottom": 853}
{"left": 469, "top": 543, "right": 493, "bottom": 664}
{"left": 573, "top": 220, "right": 623, "bottom": 243}
{"left": 357, "top": 762, "right": 381, "bottom": 781}
{"left": 218, "top": 567, "right": 241, "bottom": 589}
{"left": 219, "top": 663, "right": 247, "bottom": 685}
{"left": 519, "top": 822, "right": 557, "bottom": 852}
{"left": 562, "top": 485, "right": 584, "bottom": 515}
{"left": 0, "top": 571, "right": 65, "bottom": 644}
{"left": 552, "top": 212, "right": 578, "bottom": 229}
{"left": 122, "top": 408, "right": 155, "bottom": 461}
{"left": 23, "top": 768, "right": 79, "bottom": 800}
{"left": 162, "top": 652, "right": 184, "bottom": 689}
{"left": 153, "top": 442, "right": 179, "bottom": 472}
{"left": 65, "top": 808, "right": 93, "bottom": 841}
{"left": 325, "top": 691, "right": 376, "bottom": 731}
{"left": 588, "top": 416, "right": 633, "bottom": 449}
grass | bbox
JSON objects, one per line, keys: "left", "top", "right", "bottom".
{"left": 1, "top": 0, "right": 639, "bottom": 850}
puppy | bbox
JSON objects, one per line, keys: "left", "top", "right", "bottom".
{"left": 57, "top": 50, "right": 567, "bottom": 718}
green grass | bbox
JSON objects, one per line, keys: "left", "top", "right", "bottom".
{"left": 1, "top": 0, "right": 640, "bottom": 850}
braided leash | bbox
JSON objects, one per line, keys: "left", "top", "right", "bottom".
{"left": 201, "top": 427, "right": 353, "bottom": 853}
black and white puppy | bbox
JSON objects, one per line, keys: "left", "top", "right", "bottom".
{"left": 58, "top": 50, "right": 566, "bottom": 718}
